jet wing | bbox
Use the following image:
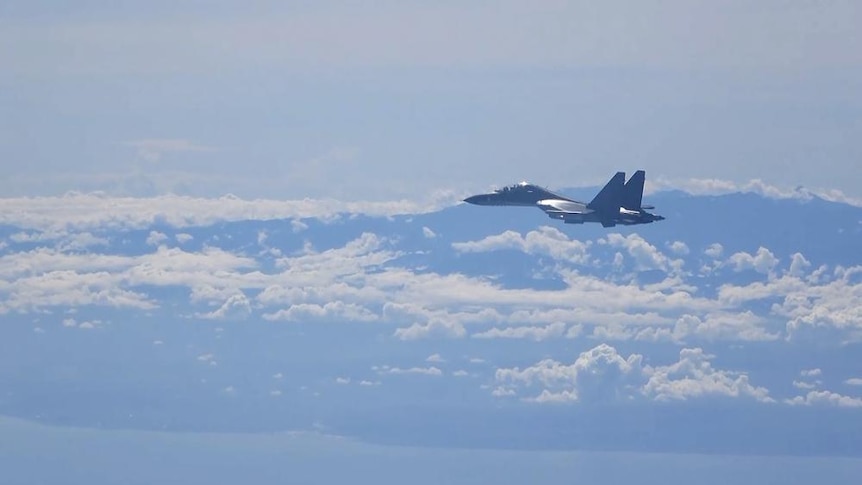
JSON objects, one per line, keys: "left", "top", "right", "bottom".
{"left": 536, "top": 199, "right": 590, "bottom": 215}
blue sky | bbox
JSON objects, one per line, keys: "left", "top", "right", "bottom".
{"left": 1, "top": 1, "right": 860, "bottom": 199}
{"left": 2, "top": 2, "right": 862, "bottom": 484}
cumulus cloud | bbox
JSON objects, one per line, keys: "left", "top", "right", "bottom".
{"left": 669, "top": 312, "right": 780, "bottom": 342}
{"left": 642, "top": 348, "right": 773, "bottom": 403}
{"left": 668, "top": 241, "right": 689, "bottom": 255}
{"left": 263, "top": 301, "right": 378, "bottom": 322}
{"left": 601, "top": 233, "right": 680, "bottom": 272}
{"left": 704, "top": 243, "right": 724, "bottom": 259}
{"left": 422, "top": 226, "right": 437, "bottom": 238}
{"left": 146, "top": 231, "right": 169, "bottom": 246}
{"left": 728, "top": 247, "right": 779, "bottom": 275}
{"left": 452, "top": 227, "right": 591, "bottom": 264}
{"left": 493, "top": 344, "right": 643, "bottom": 403}
{"left": 493, "top": 344, "right": 773, "bottom": 404}
{"left": 785, "top": 390, "right": 862, "bottom": 408}
{"left": 425, "top": 353, "right": 445, "bottom": 363}
{"left": 788, "top": 253, "right": 812, "bottom": 277}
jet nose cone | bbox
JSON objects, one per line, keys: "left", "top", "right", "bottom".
{"left": 464, "top": 195, "right": 490, "bottom": 205}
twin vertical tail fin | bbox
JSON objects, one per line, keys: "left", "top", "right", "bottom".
{"left": 622, "top": 170, "right": 645, "bottom": 210}
{"left": 587, "top": 171, "right": 625, "bottom": 213}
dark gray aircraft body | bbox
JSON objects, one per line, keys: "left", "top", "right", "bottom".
{"left": 464, "top": 170, "right": 664, "bottom": 227}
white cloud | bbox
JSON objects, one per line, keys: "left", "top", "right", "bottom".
{"left": 0, "top": 193, "right": 458, "bottom": 232}
{"left": 374, "top": 365, "right": 443, "bottom": 376}
{"left": 196, "top": 293, "right": 252, "bottom": 320}
{"left": 491, "top": 387, "right": 517, "bottom": 397}
{"left": 175, "top": 233, "right": 193, "bottom": 244}
{"left": 2, "top": 197, "right": 858, "bottom": 348}
{"left": 649, "top": 178, "right": 862, "bottom": 208}
{"left": 668, "top": 241, "right": 689, "bottom": 256}
{"left": 9, "top": 230, "right": 110, "bottom": 251}
{"left": 494, "top": 344, "right": 643, "bottom": 403}
{"left": 793, "top": 380, "right": 817, "bottom": 390}
{"left": 472, "top": 322, "right": 568, "bottom": 341}
{"left": 335, "top": 377, "right": 350, "bottom": 385}
{"left": 146, "top": 231, "right": 169, "bottom": 246}
{"left": 393, "top": 320, "right": 467, "bottom": 340}
{"left": 197, "top": 353, "right": 216, "bottom": 366}
{"left": 760, "top": 268, "right": 862, "bottom": 335}
{"left": 801, "top": 368, "right": 822, "bottom": 377}
{"left": 704, "top": 243, "right": 724, "bottom": 259}
{"left": 452, "top": 370, "right": 469, "bottom": 377}
{"left": 788, "top": 252, "right": 812, "bottom": 277}
{"left": 785, "top": 390, "right": 862, "bottom": 408}
{"left": 527, "top": 389, "right": 579, "bottom": 403}
{"left": 728, "top": 247, "right": 779, "bottom": 275}
{"left": 671, "top": 312, "right": 780, "bottom": 342}
{"left": 601, "top": 233, "right": 680, "bottom": 272}
{"left": 263, "top": 301, "right": 378, "bottom": 322}
{"left": 453, "top": 227, "right": 591, "bottom": 264}
{"left": 642, "top": 348, "right": 773, "bottom": 403}
{"left": 422, "top": 227, "right": 437, "bottom": 239}
{"left": 494, "top": 344, "right": 773, "bottom": 404}
{"left": 425, "top": 353, "right": 445, "bottom": 363}
{"left": 845, "top": 378, "right": 862, "bottom": 386}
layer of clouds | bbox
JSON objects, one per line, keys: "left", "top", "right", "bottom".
{"left": 0, "top": 193, "right": 460, "bottom": 232}
{"left": 2, "top": 175, "right": 859, "bottom": 233}
{"left": 3, "top": 219, "right": 859, "bottom": 343}
{"left": 648, "top": 178, "right": 862, "bottom": 208}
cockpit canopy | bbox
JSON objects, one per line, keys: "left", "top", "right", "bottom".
{"left": 495, "top": 181, "right": 534, "bottom": 193}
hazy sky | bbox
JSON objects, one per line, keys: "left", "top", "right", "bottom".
{"left": 2, "top": 0, "right": 860, "bottom": 199}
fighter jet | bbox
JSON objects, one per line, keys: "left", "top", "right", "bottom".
{"left": 463, "top": 170, "right": 664, "bottom": 227}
